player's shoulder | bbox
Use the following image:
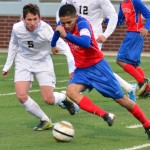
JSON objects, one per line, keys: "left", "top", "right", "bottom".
{"left": 40, "top": 20, "right": 53, "bottom": 30}
{"left": 13, "top": 21, "right": 24, "bottom": 31}
{"left": 77, "top": 15, "right": 87, "bottom": 23}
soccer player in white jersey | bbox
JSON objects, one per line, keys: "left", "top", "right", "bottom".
{"left": 56, "top": 0, "right": 137, "bottom": 101}
{"left": 2, "top": 3, "right": 77, "bottom": 131}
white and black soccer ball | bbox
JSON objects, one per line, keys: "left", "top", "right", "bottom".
{"left": 52, "top": 121, "right": 75, "bottom": 142}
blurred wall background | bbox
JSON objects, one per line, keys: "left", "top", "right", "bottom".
{"left": 0, "top": 0, "right": 150, "bottom": 52}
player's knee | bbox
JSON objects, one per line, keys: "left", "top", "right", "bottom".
{"left": 66, "top": 89, "right": 76, "bottom": 100}
{"left": 43, "top": 95, "right": 55, "bottom": 105}
{"left": 17, "top": 93, "right": 28, "bottom": 103}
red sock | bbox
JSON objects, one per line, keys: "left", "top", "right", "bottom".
{"left": 136, "top": 67, "right": 150, "bottom": 90}
{"left": 136, "top": 67, "right": 145, "bottom": 77}
{"left": 78, "top": 96, "right": 107, "bottom": 117}
{"left": 128, "top": 104, "right": 150, "bottom": 128}
{"left": 123, "top": 64, "right": 144, "bottom": 83}
{"left": 146, "top": 85, "right": 150, "bottom": 91}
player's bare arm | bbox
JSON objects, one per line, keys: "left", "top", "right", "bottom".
{"left": 2, "top": 71, "right": 7, "bottom": 77}
{"left": 96, "top": 35, "right": 107, "bottom": 43}
{"left": 51, "top": 46, "right": 60, "bottom": 54}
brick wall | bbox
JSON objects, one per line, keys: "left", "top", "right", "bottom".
{"left": 0, "top": 16, "right": 20, "bottom": 48}
{"left": 0, "top": 16, "right": 150, "bottom": 52}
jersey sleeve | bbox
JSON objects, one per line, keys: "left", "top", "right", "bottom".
{"left": 133, "top": 0, "right": 150, "bottom": 30}
{"left": 100, "top": 0, "right": 118, "bottom": 38}
{"left": 117, "top": 2, "right": 125, "bottom": 26}
{"left": 3, "top": 25, "right": 18, "bottom": 72}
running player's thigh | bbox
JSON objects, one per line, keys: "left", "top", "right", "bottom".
{"left": 15, "top": 81, "right": 31, "bottom": 102}
{"left": 15, "top": 68, "right": 33, "bottom": 100}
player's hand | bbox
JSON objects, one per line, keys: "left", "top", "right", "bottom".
{"left": 2, "top": 71, "right": 8, "bottom": 77}
{"left": 139, "top": 28, "right": 148, "bottom": 37}
{"left": 51, "top": 46, "right": 60, "bottom": 54}
{"left": 96, "top": 35, "right": 107, "bottom": 43}
{"left": 55, "top": 25, "right": 67, "bottom": 38}
{"left": 69, "top": 72, "right": 74, "bottom": 80}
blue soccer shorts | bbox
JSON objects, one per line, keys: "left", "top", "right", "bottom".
{"left": 116, "top": 32, "right": 144, "bottom": 66}
{"left": 69, "top": 58, "right": 124, "bottom": 99}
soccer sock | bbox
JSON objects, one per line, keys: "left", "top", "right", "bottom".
{"left": 128, "top": 103, "right": 150, "bottom": 128}
{"left": 78, "top": 96, "right": 107, "bottom": 117}
{"left": 146, "top": 86, "right": 150, "bottom": 91}
{"left": 114, "top": 72, "right": 133, "bottom": 92}
{"left": 53, "top": 92, "right": 66, "bottom": 104}
{"left": 136, "top": 67, "right": 150, "bottom": 90}
{"left": 23, "top": 96, "right": 50, "bottom": 122}
{"left": 136, "top": 67, "right": 145, "bottom": 77}
{"left": 123, "top": 64, "right": 144, "bottom": 83}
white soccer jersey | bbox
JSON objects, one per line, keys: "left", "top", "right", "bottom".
{"left": 57, "top": 0, "right": 118, "bottom": 39}
{"left": 3, "top": 20, "right": 75, "bottom": 73}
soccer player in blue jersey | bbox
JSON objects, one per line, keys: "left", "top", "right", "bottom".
{"left": 51, "top": 4, "right": 150, "bottom": 139}
{"left": 116, "top": 0, "right": 150, "bottom": 98}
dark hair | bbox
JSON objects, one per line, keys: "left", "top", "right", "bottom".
{"left": 23, "top": 3, "right": 40, "bottom": 18}
{"left": 59, "top": 4, "right": 77, "bottom": 18}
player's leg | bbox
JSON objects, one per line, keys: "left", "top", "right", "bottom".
{"left": 114, "top": 72, "right": 136, "bottom": 101}
{"left": 67, "top": 70, "right": 116, "bottom": 126}
{"left": 136, "top": 67, "right": 150, "bottom": 97}
{"left": 89, "top": 58, "right": 150, "bottom": 139}
{"left": 15, "top": 81, "right": 52, "bottom": 131}
{"left": 94, "top": 59, "right": 150, "bottom": 139}
{"left": 116, "top": 32, "right": 149, "bottom": 96}
{"left": 115, "top": 96, "right": 150, "bottom": 139}
{"left": 14, "top": 59, "right": 52, "bottom": 131}
{"left": 117, "top": 60, "right": 149, "bottom": 96}
{"left": 36, "top": 69, "right": 76, "bottom": 115}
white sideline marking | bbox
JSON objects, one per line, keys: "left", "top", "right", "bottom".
{"left": 126, "top": 124, "right": 142, "bottom": 129}
{"left": 0, "top": 87, "right": 66, "bottom": 96}
{"left": 119, "top": 143, "right": 150, "bottom": 150}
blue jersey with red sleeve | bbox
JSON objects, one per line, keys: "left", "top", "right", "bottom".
{"left": 117, "top": 0, "right": 150, "bottom": 31}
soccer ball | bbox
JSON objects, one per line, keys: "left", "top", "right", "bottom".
{"left": 52, "top": 121, "right": 75, "bottom": 142}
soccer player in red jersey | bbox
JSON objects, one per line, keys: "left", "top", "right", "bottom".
{"left": 116, "top": 0, "right": 150, "bottom": 97}
{"left": 51, "top": 4, "right": 150, "bottom": 139}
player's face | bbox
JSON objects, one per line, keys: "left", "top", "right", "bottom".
{"left": 60, "top": 15, "right": 77, "bottom": 32}
{"left": 23, "top": 13, "right": 40, "bottom": 32}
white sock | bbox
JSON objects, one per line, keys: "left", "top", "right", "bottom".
{"left": 53, "top": 92, "right": 66, "bottom": 104}
{"left": 114, "top": 73, "right": 133, "bottom": 92}
{"left": 23, "top": 96, "right": 50, "bottom": 122}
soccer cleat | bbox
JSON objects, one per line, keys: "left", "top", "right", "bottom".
{"left": 103, "top": 113, "right": 116, "bottom": 126}
{"left": 137, "top": 78, "right": 149, "bottom": 96}
{"left": 62, "top": 98, "right": 76, "bottom": 115}
{"left": 60, "top": 91, "right": 80, "bottom": 112}
{"left": 145, "top": 127, "right": 150, "bottom": 140}
{"left": 33, "top": 120, "right": 53, "bottom": 131}
{"left": 128, "top": 91, "right": 136, "bottom": 101}
{"left": 128, "top": 84, "right": 137, "bottom": 101}
{"left": 58, "top": 100, "right": 80, "bottom": 112}
{"left": 141, "top": 89, "right": 150, "bottom": 98}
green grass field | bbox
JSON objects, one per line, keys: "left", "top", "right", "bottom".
{"left": 0, "top": 53, "right": 150, "bottom": 150}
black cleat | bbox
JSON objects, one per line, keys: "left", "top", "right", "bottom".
{"left": 138, "top": 78, "right": 149, "bottom": 96}
{"left": 33, "top": 120, "right": 53, "bottom": 131}
{"left": 145, "top": 127, "right": 150, "bottom": 140}
{"left": 142, "top": 89, "right": 150, "bottom": 98}
{"left": 62, "top": 98, "right": 76, "bottom": 115}
{"left": 103, "top": 113, "right": 116, "bottom": 126}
